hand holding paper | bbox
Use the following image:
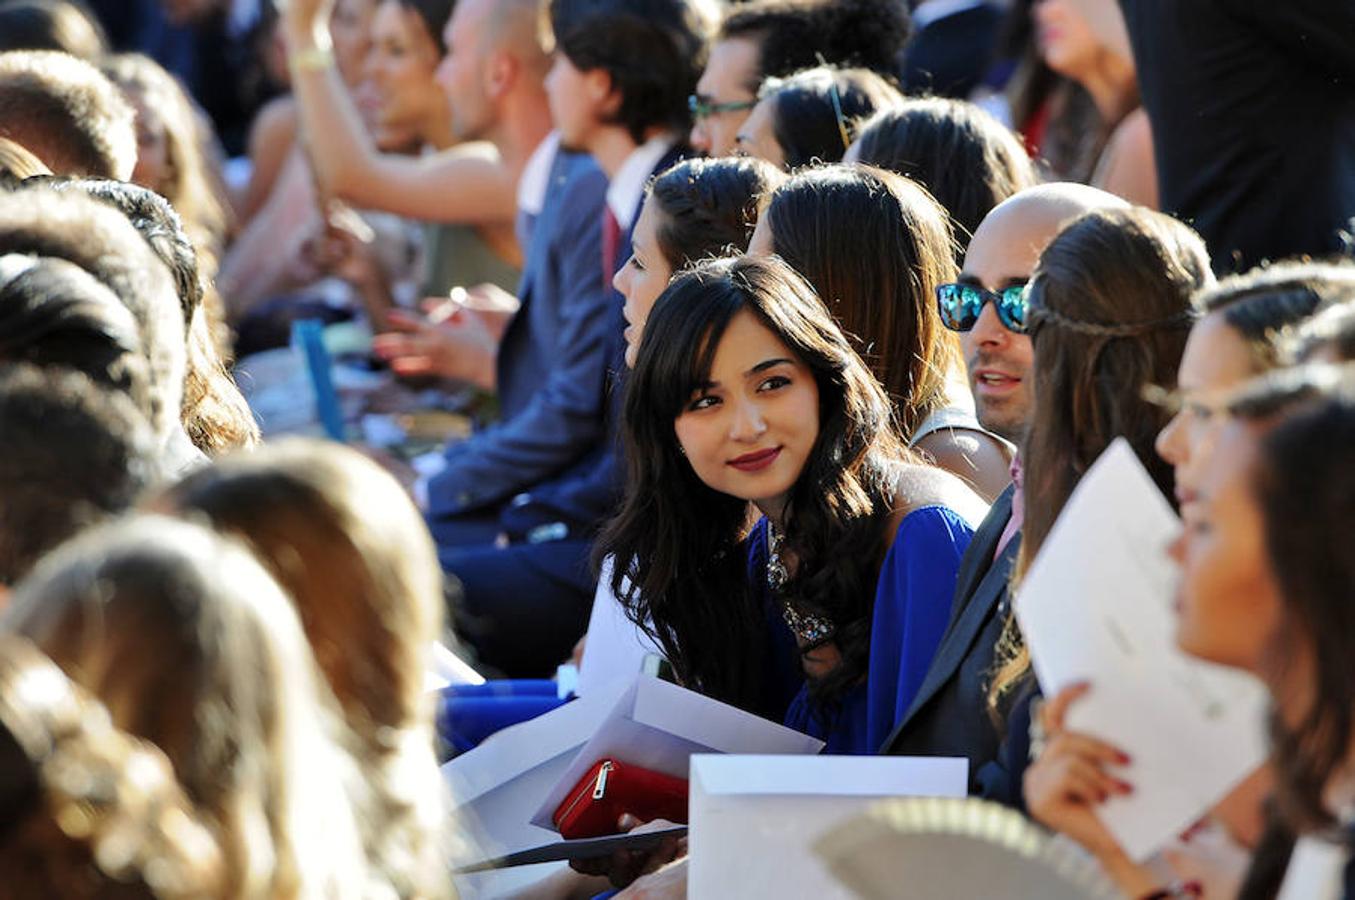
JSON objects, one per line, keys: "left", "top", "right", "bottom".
{"left": 1013, "top": 439, "right": 1269, "bottom": 861}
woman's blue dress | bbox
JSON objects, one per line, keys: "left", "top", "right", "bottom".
{"left": 749, "top": 506, "right": 975, "bottom": 755}
{"left": 440, "top": 507, "right": 974, "bottom": 756}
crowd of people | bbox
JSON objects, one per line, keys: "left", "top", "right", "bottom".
{"left": 0, "top": 0, "right": 1353, "bottom": 897}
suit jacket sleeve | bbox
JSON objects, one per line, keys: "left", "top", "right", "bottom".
{"left": 1225, "top": 0, "right": 1355, "bottom": 81}
{"left": 497, "top": 314, "right": 628, "bottom": 536}
{"left": 1119, "top": 0, "right": 1355, "bottom": 83}
{"left": 425, "top": 170, "right": 610, "bottom": 517}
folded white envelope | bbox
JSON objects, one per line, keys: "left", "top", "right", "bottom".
{"left": 689, "top": 754, "right": 968, "bottom": 899}
{"left": 531, "top": 674, "right": 825, "bottom": 830}
{"left": 1015, "top": 438, "right": 1269, "bottom": 862}
{"left": 443, "top": 680, "right": 631, "bottom": 898}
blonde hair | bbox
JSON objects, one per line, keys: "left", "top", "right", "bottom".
{"left": 0, "top": 135, "right": 51, "bottom": 184}
{"left": 2, "top": 515, "right": 368, "bottom": 900}
{"left": 159, "top": 440, "right": 450, "bottom": 899}
{"left": 0, "top": 634, "right": 225, "bottom": 899}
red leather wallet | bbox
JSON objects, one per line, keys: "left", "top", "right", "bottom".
{"left": 551, "top": 758, "right": 689, "bottom": 839}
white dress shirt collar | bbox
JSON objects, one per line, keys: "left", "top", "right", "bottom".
{"left": 605, "top": 134, "right": 677, "bottom": 230}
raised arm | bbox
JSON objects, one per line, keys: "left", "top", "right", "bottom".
{"left": 281, "top": 0, "right": 517, "bottom": 223}
{"left": 237, "top": 95, "right": 300, "bottom": 224}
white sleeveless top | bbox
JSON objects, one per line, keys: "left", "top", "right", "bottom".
{"left": 908, "top": 376, "right": 996, "bottom": 447}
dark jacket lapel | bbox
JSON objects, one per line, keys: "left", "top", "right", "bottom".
{"left": 944, "top": 485, "right": 1013, "bottom": 633}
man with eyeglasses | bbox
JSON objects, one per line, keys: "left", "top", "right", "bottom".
{"left": 689, "top": 0, "right": 911, "bottom": 157}
{"left": 881, "top": 184, "right": 1128, "bottom": 795}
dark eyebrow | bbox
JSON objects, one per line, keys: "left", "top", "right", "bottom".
{"left": 746, "top": 357, "right": 793, "bottom": 377}
{"left": 694, "top": 358, "right": 794, "bottom": 393}
{"left": 958, "top": 273, "right": 1028, "bottom": 289}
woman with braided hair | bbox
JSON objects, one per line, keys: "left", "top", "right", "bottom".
{"left": 981, "top": 205, "right": 1212, "bottom": 804}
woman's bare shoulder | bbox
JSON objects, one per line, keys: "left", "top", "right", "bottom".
{"left": 888, "top": 463, "right": 991, "bottom": 537}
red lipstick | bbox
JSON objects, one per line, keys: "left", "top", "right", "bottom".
{"left": 727, "top": 447, "right": 781, "bottom": 472}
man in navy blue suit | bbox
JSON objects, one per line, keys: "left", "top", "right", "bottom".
{"left": 882, "top": 184, "right": 1127, "bottom": 796}
{"left": 437, "top": 0, "right": 712, "bottom": 676}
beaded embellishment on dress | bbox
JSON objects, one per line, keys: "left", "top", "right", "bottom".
{"left": 767, "top": 524, "right": 835, "bottom": 646}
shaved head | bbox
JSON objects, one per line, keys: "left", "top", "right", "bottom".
{"left": 967, "top": 182, "right": 1131, "bottom": 277}
{"left": 486, "top": 0, "right": 549, "bottom": 73}
{"left": 960, "top": 183, "right": 1129, "bottom": 440}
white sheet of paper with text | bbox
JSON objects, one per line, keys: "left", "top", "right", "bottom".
{"left": 1014, "top": 438, "right": 1269, "bottom": 861}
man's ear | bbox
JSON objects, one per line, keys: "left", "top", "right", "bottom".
{"left": 484, "top": 49, "right": 517, "bottom": 101}
{"left": 586, "top": 67, "right": 622, "bottom": 119}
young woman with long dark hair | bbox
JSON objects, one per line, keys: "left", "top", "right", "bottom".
{"left": 988, "top": 207, "right": 1211, "bottom": 715}
{"left": 750, "top": 164, "right": 1013, "bottom": 502}
{"left": 599, "top": 255, "right": 987, "bottom": 753}
{"left": 847, "top": 97, "right": 1037, "bottom": 261}
{"left": 1230, "top": 370, "right": 1355, "bottom": 895}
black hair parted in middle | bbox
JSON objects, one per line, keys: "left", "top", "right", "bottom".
{"left": 597, "top": 254, "right": 912, "bottom": 713}
{"left": 761, "top": 66, "right": 901, "bottom": 169}
{"left": 547, "top": 0, "right": 715, "bottom": 143}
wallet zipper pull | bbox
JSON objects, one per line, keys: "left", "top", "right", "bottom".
{"left": 592, "top": 761, "right": 614, "bottom": 800}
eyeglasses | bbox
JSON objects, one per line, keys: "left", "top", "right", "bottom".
{"left": 688, "top": 94, "right": 757, "bottom": 121}
{"left": 936, "top": 282, "right": 1029, "bottom": 334}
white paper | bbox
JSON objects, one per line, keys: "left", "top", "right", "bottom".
{"left": 577, "top": 557, "right": 662, "bottom": 697}
{"left": 1277, "top": 835, "right": 1348, "bottom": 900}
{"left": 446, "top": 679, "right": 629, "bottom": 806}
{"left": 443, "top": 681, "right": 631, "bottom": 898}
{"left": 689, "top": 755, "right": 968, "bottom": 899}
{"left": 423, "top": 641, "right": 485, "bottom": 692}
{"left": 1014, "top": 438, "right": 1270, "bottom": 862}
{"left": 530, "top": 674, "right": 825, "bottom": 829}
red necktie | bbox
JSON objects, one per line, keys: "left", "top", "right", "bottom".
{"left": 602, "top": 206, "right": 621, "bottom": 290}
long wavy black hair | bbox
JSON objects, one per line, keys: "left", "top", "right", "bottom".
{"left": 595, "top": 255, "right": 912, "bottom": 711}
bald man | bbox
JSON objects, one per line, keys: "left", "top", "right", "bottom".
{"left": 880, "top": 184, "right": 1127, "bottom": 781}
